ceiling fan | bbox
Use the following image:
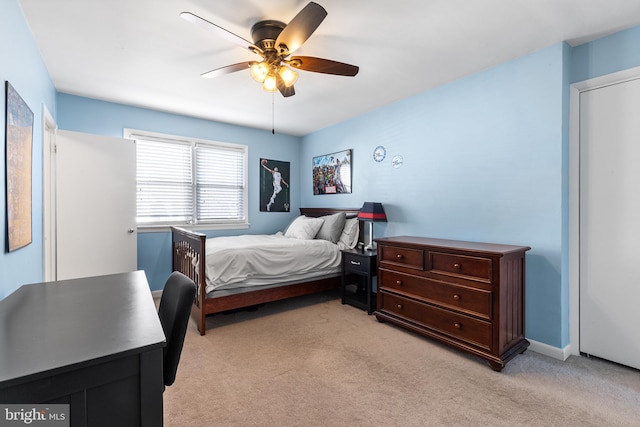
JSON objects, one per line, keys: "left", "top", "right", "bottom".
{"left": 181, "top": 2, "right": 359, "bottom": 98}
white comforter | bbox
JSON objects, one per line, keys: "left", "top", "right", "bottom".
{"left": 204, "top": 233, "right": 342, "bottom": 293}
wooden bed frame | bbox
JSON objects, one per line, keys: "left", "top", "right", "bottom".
{"left": 171, "top": 207, "right": 362, "bottom": 335}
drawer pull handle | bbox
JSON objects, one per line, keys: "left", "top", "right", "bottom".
{"left": 396, "top": 254, "right": 404, "bottom": 260}
{"left": 453, "top": 294, "right": 461, "bottom": 301}
{"left": 454, "top": 323, "right": 462, "bottom": 329}
{"left": 453, "top": 263, "right": 462, "bottom": 269}
{"left": 397, "top": 304, "right": 404, "bottom": 309}
{"left": 350, "top": 260, "right": 361, "bottom": 266}
{"left": 396, "top": 280, "right": 402, "bottom": 286}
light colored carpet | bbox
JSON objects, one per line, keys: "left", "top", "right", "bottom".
{"left": 163, "top": 291, "right": 640, "bottom": 426}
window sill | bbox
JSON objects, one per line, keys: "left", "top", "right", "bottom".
{"left": 136, "top": 222, "right": 250, "bottom": 233}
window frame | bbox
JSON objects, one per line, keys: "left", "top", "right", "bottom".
{"left": 124, "top": 128, "right": 249, "bottom": 233}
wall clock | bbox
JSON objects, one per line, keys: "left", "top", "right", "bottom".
{"left": 373, "top": 145, "right": 386, "bottom": 162}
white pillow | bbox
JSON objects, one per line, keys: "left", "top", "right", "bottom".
{"left": 315, "top": 212, "right": 346, "bottom": 243}
{"left": 337, "top": 217, "right": 359, "bottom": 249}
{"left": 284, "top": 216, "right": 325, "bottom": 240}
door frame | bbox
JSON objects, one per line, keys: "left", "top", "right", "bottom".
{"left": 42, "top": 106, "right": 57, "bottom": 282}
{"left": 568, "top": 65, "right": 640, "bottom": 356}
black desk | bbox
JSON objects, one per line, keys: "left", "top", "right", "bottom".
{"left": 0, "top": 271, "right": 166, "bottom": 427}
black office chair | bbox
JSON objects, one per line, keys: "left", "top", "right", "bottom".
{"left": 158, "top": 271, "right": 196, "bottom": 388}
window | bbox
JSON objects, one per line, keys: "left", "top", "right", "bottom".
{"left": 125, "top": 129, "right": 248, "bottom": 230}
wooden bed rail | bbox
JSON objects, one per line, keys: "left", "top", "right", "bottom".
{"left": 171, "top": 226, "right": 207, "bottom": 333}
{"left": 170, "top": 208, "right": 364, "bottom": 335}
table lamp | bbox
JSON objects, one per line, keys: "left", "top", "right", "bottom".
{"left": 357, "top": 202, "right": 387, "bottom": 250}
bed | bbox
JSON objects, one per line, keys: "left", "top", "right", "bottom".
{"left": 171, "top": 207, "right": 363, "bottom": 335}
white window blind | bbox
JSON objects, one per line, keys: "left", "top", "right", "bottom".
{"left": 128, "top": 129, "right": 247, "bottom": 228}
{"left": 137, "top": 139, "right": 192, "bottom": 224}
{"left": 195, "top": 144, "right": 246, "bottom": 221}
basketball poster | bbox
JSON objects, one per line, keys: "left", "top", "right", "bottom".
{"left": 260, "top": 158, "right": 290, "bottom": 212}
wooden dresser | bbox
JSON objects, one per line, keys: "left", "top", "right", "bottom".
{"left": 375, "top": 236, "right": 530, "bottom": 371}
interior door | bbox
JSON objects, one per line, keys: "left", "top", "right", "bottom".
{"left": 579, "top": 78, "right": 640, "bottom": 369}
{"left": 55, "top": 130, "right": 137, "bottom": 280}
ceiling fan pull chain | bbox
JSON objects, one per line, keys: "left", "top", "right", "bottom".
{"left": 272, "top": 92, "right": 276, "bottom": 135}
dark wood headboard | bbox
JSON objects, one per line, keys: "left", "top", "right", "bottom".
{"left": 299, "top": 207, "right": 361, "bottom": 218}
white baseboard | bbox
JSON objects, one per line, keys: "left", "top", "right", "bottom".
{"left": 151, "top": 290, "right": 163, "bottom": 300}
{"left": 527, "top": 339, "right": 571, "bottom": 361}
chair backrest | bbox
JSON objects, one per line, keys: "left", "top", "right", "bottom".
{"left": 158, "top": 271, "right": 196, "bottom": 387}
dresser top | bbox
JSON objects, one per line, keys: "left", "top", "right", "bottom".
{"left": 375, "top": 235, "right": 530, "bottom": 255}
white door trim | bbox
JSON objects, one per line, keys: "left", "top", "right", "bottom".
{"left": 42, "top": 106, "right": 57, "bottom": 282}
{"left": 568, "top": 65, "right": 640, "bottom": 356}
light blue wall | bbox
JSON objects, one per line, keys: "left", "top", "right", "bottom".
{"left": 0, "top": 0, "right": 57, "bottom": 300}
{"left": 57, "top": 94, "right": 302, "bottom": 291}
{"left": 3, "top": 0, "right": 640, "bottom": 352}
{"left": 571, "top": 26, "right": 640, "bottom": 83}
{"left": 302, "top": 44, "right": 566, "bottom": 346}
{"left": 560, "top": 43, "right": 572, "bottom": 347}
{"left": 301, "top": 26, "right": 640, "bottom": 349}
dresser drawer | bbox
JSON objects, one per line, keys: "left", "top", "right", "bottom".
{"left": 379, "top": 246, "right": 424, "bottom": 270}
{"left": 379, "top": 269, "right": 492, "bottom": 319}
{"left": 428, "top": 252, "right": 492, "bottom": 282}
{"left": 379, "top": 292, "right": 492, "bottom": 350}
{"left": 375, "top": 236, "right": 529, "bottom": 370}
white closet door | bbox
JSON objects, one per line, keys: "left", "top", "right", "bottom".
{"left": 579, "top": 78, "right": 640, "bottom": 369}
{"left": 55, "top": 130, "right": 137, "bottom": 280}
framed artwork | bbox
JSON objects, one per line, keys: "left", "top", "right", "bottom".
{"left": 5, "top": 81, "right": 34, "bottom": 252}
{"left": 260, "top": 158, "right": 290, "bottom": 212}
{"left": 312, "top": 149, "right": 352, "bottom": 195}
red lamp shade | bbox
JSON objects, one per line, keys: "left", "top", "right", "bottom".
{"left": 357, "top": 202, "right": 387, "bottom": 222}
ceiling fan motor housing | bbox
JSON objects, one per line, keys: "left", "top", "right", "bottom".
{"left": 251, "top": 20, "right": 286, "bottom": 52}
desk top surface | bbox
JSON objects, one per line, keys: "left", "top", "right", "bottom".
{"left": 0, "top": 271, "right": 166, "bottom": 386}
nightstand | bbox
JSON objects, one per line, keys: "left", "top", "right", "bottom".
{"left": 341, "top": 248, "right": 377, "bottom": 314}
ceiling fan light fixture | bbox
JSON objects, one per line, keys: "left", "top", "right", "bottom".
{"left": 262, "top": 73, "right": 278, "bottom": 92}
{"left": 278, "top": 66, "right": 298, "bottom": 87}
{"left": 183, "top": 2, "right": 358, "bottom": 98}
{"left": 250, "top": 61, "right": 269, "bottom": 83}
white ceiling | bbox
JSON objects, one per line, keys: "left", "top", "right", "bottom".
{"left": 20, "top": 0, "right": 640, "bottom": 136}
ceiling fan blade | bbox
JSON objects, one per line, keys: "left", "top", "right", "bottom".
{"left": 180, "top": 12, "right": 262, "bottom": 55}
{"left": 275, "top": 2, "right": 327, "bottom": 55}
{"left": 201, "top": 62, "right": 253, "bottom": 79}
{"left": 276, "top": 74, "right": 296, "bottom": 97}
{"left": 289, "top": 56, "right": 359, "bottom": 76}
